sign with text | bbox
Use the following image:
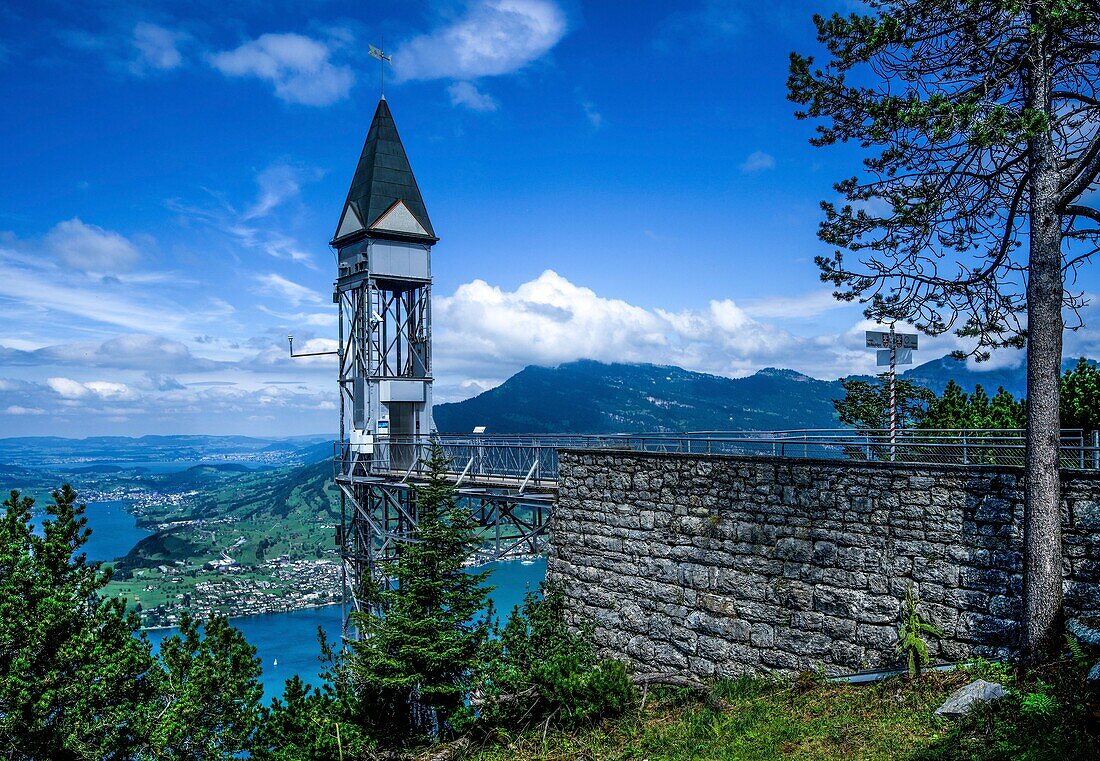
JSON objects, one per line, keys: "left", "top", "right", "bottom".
{"left": 866, "top": 330, "right": 918, "bottom": 349}
{"left": 878, "top": 348, "right": 914, "bottom": 366}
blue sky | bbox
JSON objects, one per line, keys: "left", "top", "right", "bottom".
{"left": 1, "top": 0, "right": 1097, "bottom": 437}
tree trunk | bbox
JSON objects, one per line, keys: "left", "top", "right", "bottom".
{"left": 1023, "top": 18, "right": 1064, "bottom": 664}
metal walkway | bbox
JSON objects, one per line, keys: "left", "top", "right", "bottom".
{"left": 338, "top": 428, "right": 1100, "bottom": 487}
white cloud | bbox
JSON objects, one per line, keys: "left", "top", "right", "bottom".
{"left": 254, "top": 273, "right": 325, "bottom": 306}
{"left": 47, "top": 377, "right": 92, "bottom": 399}
{"left": 1, "top": 334, "right": 222, "bottom": 373}
{"left": 84, "top": 381, "right": 138, "bottom": 401}
{"left": 130, "top": 22, "right": 187, "bottom": 74}
{"left": 393, "top": 0, "right": 567, "bottom": 82}
{"left": 176, "top": 163, "right": 320, "bottom": 268}
{"left": 245, "top": 163, "right": 308, "bottom": 219}
{"left": 447, "top": 81, "right": 499, "bottom": 112}
{"left": 0, "top": 248, "right": 227, "bottom": 338}
{"left": 434, "top": 270, "right": 811, "bottom": 386}
{"left": 44, "top": 218, "right": 140, "bottom": 272}
{"left": 4, "top": 405, "right": 44, "bottom": 416}
{"left": 209, "top": 33, "right": 354, "bottom": 106}
{"left": 740, "top": 150, "right": 775, "bottom": 173}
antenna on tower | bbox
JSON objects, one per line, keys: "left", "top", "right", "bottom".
{"left": 368, "top": 41, "right": 391, "bottom": 99}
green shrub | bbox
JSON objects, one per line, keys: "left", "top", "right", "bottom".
{"left": 1019, "top": 682, "right": 1059, "bottom": 719}
{"left": 474, "top": 585, "right": 636, "bottom": 730}
{"left": 897, "top": 586, "right": 943, "bottom": 677}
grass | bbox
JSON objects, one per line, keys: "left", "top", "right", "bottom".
{"left": 453, "top": 662, "right": 1100, "bottom": 761}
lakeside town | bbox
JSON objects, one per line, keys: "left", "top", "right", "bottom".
{"left": 110, "top": 554, "right": 343, "bottom": 628}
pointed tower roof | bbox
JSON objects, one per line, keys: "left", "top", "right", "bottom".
{"left": 332, "top": 98, "right": 437, "bottom": 245}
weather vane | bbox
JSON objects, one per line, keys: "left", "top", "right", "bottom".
{"left": 368, "top": 41, "right": 391, "bottom": 98}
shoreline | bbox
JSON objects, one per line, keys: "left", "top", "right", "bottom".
{"left": 137, "top": 554, "right": 549, "bottom": 632}
{"left": 140, "top": 600, "right": 342, "bottom": 632}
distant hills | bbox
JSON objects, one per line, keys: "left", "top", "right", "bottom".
{"left": 434, "top": 360, "right": 844, "bottom": 434}
{"left": 0, "top": 354, "right": 1092, "bottom": 444}
{"left": 434, "top": 355, "right": 1094, "bottom": 435}
{"left": 0, "top": 434, "right": 332, "bottom": 470}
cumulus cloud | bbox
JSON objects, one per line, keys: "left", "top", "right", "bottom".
{"left": 434, "top": 270, "right": 813, "bottom": 386}
{"left": 740, "top": 150, "right": 775, "bottom": 173}
{"left": 44, "top": 218, "right": 140, "bottom": 272}
{"left": 447, "top": 81, "right": 499, "bottom": 112}
{"left": 393, "top": 0, "right": 567, "bottom": 82}
{"left": 209, "top": 33, "right": 354, "bottom": 106}
{"left": 130, "top": 22, "right": 187, "bottom": 74}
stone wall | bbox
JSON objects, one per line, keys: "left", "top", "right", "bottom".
{"left": 548, "top": 450, "right": 1100, "bottom": 678}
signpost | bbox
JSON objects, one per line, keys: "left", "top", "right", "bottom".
{"left": 865, "top": 326, "right": 919, "bottom": 461}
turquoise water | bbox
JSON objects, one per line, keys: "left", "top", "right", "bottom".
{"left": 84, "top": 500, "right": 153, "bottom": 560}
{"left": 32, "top": 500, "right": 152, "bottom": 562}
{"left": 145, "top": 558, "right": 548, "bottom": 701}
{"left": 66, "top": 491, "right": 548, "bottom": 700}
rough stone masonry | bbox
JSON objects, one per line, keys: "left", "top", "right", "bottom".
{"left": 547, "top": 450, "right": 1100, "bottom": 678}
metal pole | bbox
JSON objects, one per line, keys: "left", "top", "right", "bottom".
{"left": 1093, "top": 430, "right": 1099, "bottom": 470}
{"left": 889, "top": 325, "right": 897, "bottom": 462}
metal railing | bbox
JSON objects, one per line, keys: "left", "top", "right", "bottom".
{"left": 334, "top": 429, "right": 1100, "bottom": 485}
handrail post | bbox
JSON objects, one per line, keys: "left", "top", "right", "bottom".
{"left": 962, "top": 434, "right": 968, "bottom": 465}
{"left": 1094, "top": 430, "right": 1099, "bottom": 470}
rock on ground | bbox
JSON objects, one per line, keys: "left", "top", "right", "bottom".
{"left": 934, "top": 679, "right": 1010, "bottom": 719}
{"left": 1068, "top": 617, "right": 1100, "bottom": 649}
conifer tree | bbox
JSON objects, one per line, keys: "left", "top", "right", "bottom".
{"left": 833, "top": 374, "right": 936, "bottom": 431}
{"left": 146, "top": 612, "right": 262, "bottom": 760}
{"left": 349, "top": 444, "right": 491, "bottom": 746}
{"left": 1060, "top": 358, "right": 1100, "bottom": 434}
{"left": 0, "top": 486, "right": 265, "bottom": 759}
{"left": 790, "top": 1, "right": 1100, "bottom": 660}
{"left": 0, "top": 486, "right": 154, "bottom": 760}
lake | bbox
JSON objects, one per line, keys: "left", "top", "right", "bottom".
{"left": 144, "top": 558, "right": 548, "bottom": 701}
{"left": 69, "top": 483, "right": 548, "bottom": 700}
{"left": 32, "top": 499, "right": 153, "bottom": 562}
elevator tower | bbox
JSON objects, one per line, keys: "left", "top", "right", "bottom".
{"left": 333, "top": 97, "right": 437, "bottom": 619}
{"left": 334, "top": 97, "right": 437, "bottom": 456}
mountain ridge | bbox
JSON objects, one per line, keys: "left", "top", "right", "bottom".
{"left": 434, "top": 354, "right": 1094, "bottom": 435}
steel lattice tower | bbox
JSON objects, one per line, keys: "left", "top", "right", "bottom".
{"left": 332, "top": 97, "right": 438, "bottom": 628}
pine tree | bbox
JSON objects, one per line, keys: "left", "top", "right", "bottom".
{"left": 0, "top": 485, "right": 266, "bottom": 759}
{"left": 349, "top": 444, "right": 491, "bottom": 746}
{"left": 0, "top": 487, "right": 154, "bottom": 760}
{"left": 146, "top": 613, "right": 263, "bottom": 760}
{"left": 990, "top": 387, "right": 1026, "bottom": 429}
{"left": 968, "top": 385, "right": 992, "bottom": 429}
{"left": 1060, "top": 358, "right": 1100, "bottom": 435}
{"left": 789, "top": 0, "right": 1100, "bottom": 660}
{"left": 923, "top": 381, "right": 969, "bottom": 430}
{"left": 833, "top": 374, "right": 936, "bottom": 431}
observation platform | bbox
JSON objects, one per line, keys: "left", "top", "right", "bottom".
{"left": 336, "top": 428, "right": 1100, "bottom": 492}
